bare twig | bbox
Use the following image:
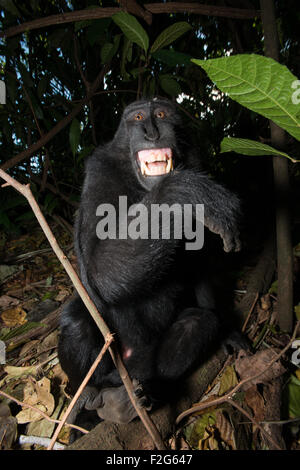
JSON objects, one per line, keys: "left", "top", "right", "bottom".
{"left": 224, "top": 397, "right": 282, "bottom": 450}
{"left": 242, "top": 291, "right": 259, "bottom": 333}
{"left": 0, "top": 169, "right": 167, "bottom": 450}
{"left": 47, "top": 333, "right": 113, "bottom": 450}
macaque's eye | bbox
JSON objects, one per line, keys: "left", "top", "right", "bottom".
{"left": 134, "top": 112, "right": 144, "bottom": 121}
{"left": 156, "top": 111, "right": 166, "bottom": 119}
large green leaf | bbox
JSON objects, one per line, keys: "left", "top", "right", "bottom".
{"left": 220, "top": 137, "right": 297, "bottom": 162}
{"left": 192, "top": 54, "right": 300, "bottom": 141}
{"left": 112, "top": 12, "right": 149, "bottom": 53}
{"left": 150, "top": 22, "right": 192, "bottom": 54}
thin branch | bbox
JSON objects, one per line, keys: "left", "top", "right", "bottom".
{"left": 241, "top": 291, "right": 259, "bottom": 333}
{"left": 0, "top": 169, "right": 167, "bottom": 451}
{"left": 0, "top": 3, "right": 260, "bottom": 38}
{"left": 47, "top": 333, "right": 113, "bottom": 450}
{"left": 120, "top": 0, "right": 152, "bottom": 24}
{"left": 1, "top": 8, "right": 121, "bottom": 39}
{"left": 224, "top": 397, "right": 282, "bottom": 450}
{"left": 145, "top": 2, "right": 260, "bottom": 19}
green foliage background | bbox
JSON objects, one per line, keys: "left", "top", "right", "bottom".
{"left": 0, "top": 0, "right": 300, "bottom": 230}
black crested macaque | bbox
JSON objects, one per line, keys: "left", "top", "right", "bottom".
{"left": 58, "top": 98, "right": 241, "bottom": 429}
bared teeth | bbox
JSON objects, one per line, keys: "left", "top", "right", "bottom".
{"left": 137, "top": 148, "right": 174, "bottom": 176}
{"left": 166, "top": 157, "right": 173, "bottom": 174}
{"left": 141, "top": 161, "right": 147, "bottom": 175}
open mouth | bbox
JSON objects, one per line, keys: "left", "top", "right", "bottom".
{"left": 137, "top": 148, "right": 173, "bottom": 176}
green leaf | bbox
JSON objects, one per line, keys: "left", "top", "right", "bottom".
{"left": 112, "top": 12, "right": 149, "bottom": 53}
{"left": 160, "top": 75, "right": 181, "bottom": 97}
{"left": 218, "top": 365, "right": 238, "bottom": 396}
{"left": 121, "top": 37, "right": 132, "bottom": 80}
{"left": 150, "top": 22, "right": 192, "bottom": 54}
{"left": 220, "top": 137, "right": 297, "bottom": 162}
{"left": 69, "top": 118, "right": 81, "bottom": 156}
{"left": 152, "top": 49, "right": 192, "bottom": 67}
{"left": 0, "top": 322, "right": 43, "bottom": 342}
{"left": 287, "top": 375, "right": 300, "bottom": 418}
{"left": 192, "top": 54, "right": 300, "bottom": 141}
{"left": 294, "top": 303, "right": 300, "bottom": 320}
{"left": 268, "top": 280, "right": 278, "bottom": 295}
{"left": 101, "top": 43, "right": 114, "bottom": 64}
{"left": 100, "top": 34, "right": 121, "bottom": 64}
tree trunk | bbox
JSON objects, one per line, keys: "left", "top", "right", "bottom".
{"left": 260, "top": 0, "right": 294, "bottom": 332}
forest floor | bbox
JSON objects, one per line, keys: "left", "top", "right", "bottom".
{"left": 0, "top": 221, "right": 299, "bottom": 451}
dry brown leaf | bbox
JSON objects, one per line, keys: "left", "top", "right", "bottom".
{"left": 16, "top": 377, "right": 55, "bottom": 424}
{"left": 169, "top": 436, "right": 190, "bottom": 450}
{"left": 260, "top": 294, "right": 272, "bottom": 311}
{"left": 54, "top": 288, "right": 70, "bottom": 302}
{"left": 235, "top": 348, "right": 286, "bottom": 390}
{"left": 1, "top": 365, "right": 38, "bottom": 389}
{"left": 245, "top": 386, "right": 265, "bottom": 425}
{"left": 0, "top": 401, "right": 17, "bottom": 448}
{"left": 0, "top": 295, "right": 20, "bottom": 310}
{"left": 49, "top": 363, "right": 68, "bottom": 385}
{"left": 215, "top": 410, "right": 235, "bottom": 449}
{"left": 199, "top": 426, "right": 220, "bottom": 450}
{"left": 40, "top": 330, "right": 58, "bottom": 351}
{"left": 1, "top": 306, "right": 27, "bottom": 327}
{"left": 19, "top": 340, "right": 39, "bottom": 357}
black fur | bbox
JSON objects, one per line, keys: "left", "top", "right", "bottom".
{"left": 58, "top": 98, "right": 241, "bottom": 427}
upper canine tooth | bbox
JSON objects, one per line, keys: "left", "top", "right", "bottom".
{"left": 141, "top": 161, "right": 147, "bottom": 175}
{"left": 166, "top": 157, "right": 173, "bottom": 173}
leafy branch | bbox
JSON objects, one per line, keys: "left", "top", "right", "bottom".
{"left": 111, "top": 12, "right": 191, "bottom": 97}
{"left": 192, "top": 54, "right": 300, "bottom": 161}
